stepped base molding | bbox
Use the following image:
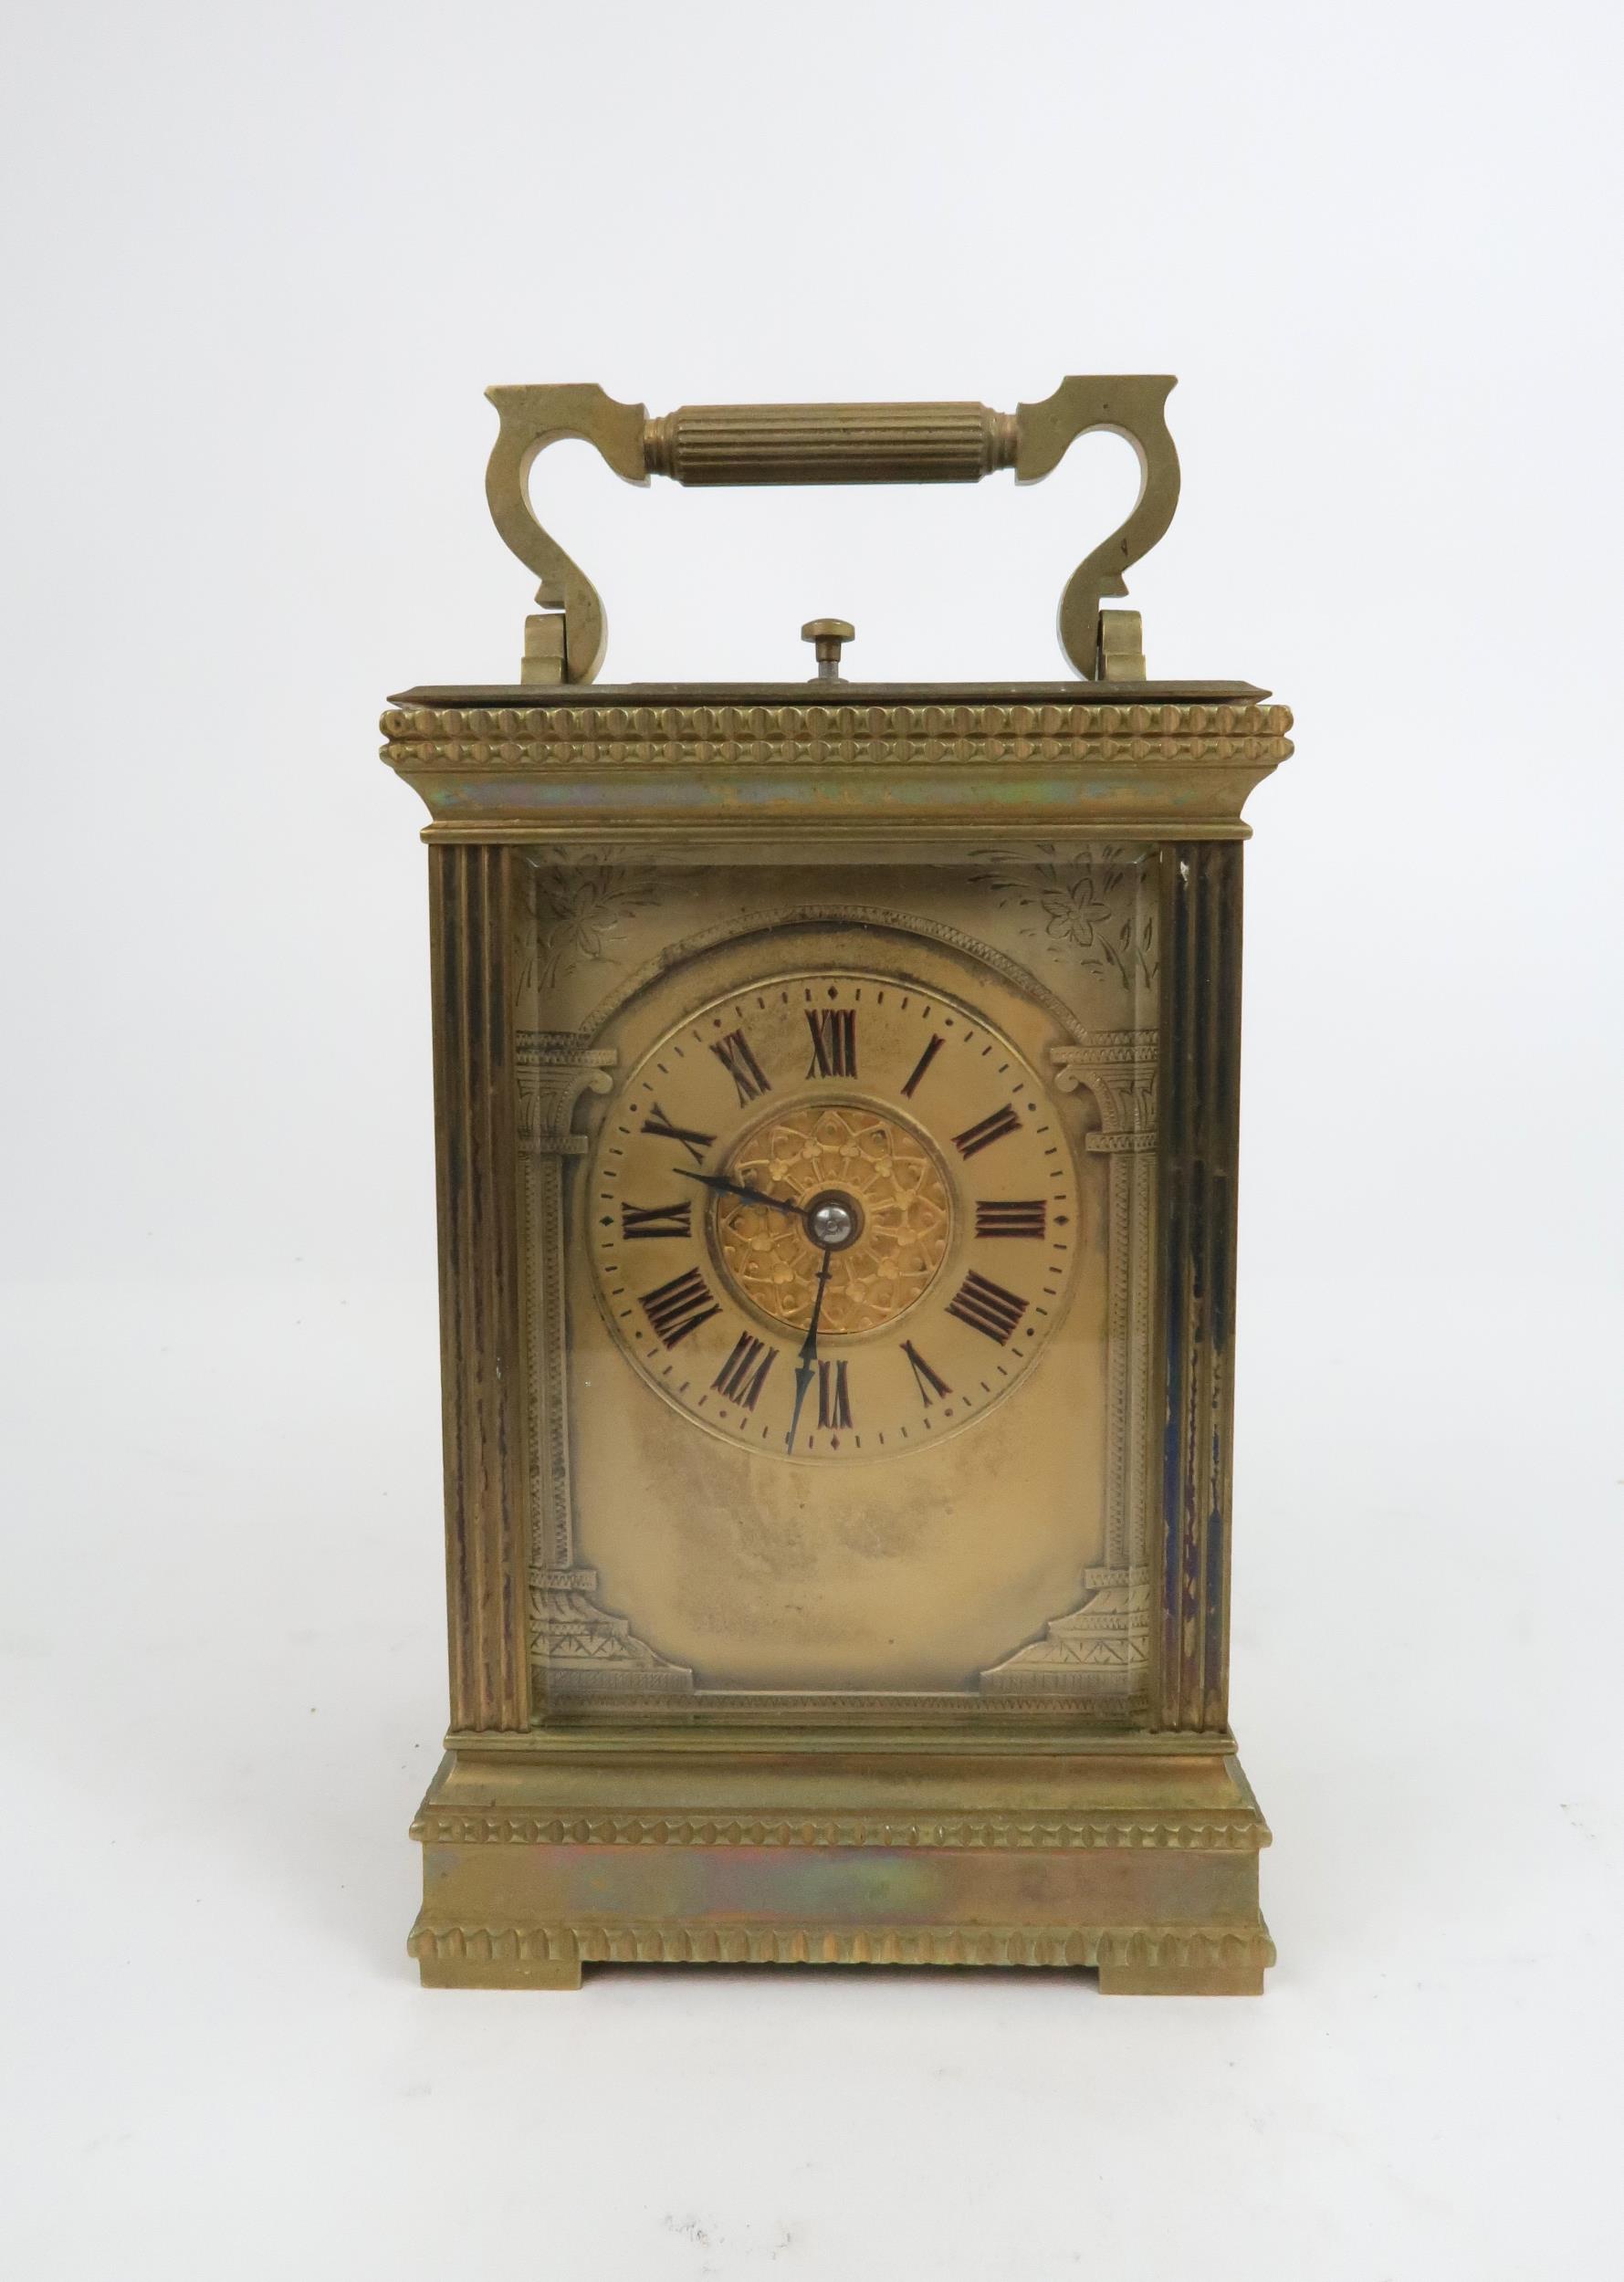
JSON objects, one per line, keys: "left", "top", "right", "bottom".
{"left": 411, "top": 1737, "right": 1272, "bottom": 1996}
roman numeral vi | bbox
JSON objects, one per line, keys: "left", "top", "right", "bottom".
{"left": 817, "top": 1359, "right": 853, "bottom": 1429}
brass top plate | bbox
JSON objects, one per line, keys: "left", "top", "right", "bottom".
{"left": 391, "top": 680, "right": 1270, "bottom": 707}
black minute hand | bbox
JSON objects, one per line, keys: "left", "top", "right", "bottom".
{"left": 784, "top": 1240, "right": 835, "bottom": 1455}
{"left": 676, "top": 1167, "right": 802, "bottom": 1219}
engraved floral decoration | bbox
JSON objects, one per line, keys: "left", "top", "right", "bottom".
{"left": 718, "top": 1105, "right": 951, "bottom": 1336}
{"left": 519, "top": 847, "right": 655, "bottom": 994}
{"left": 969, "top": 843, "right": 1156, "bottom": 987}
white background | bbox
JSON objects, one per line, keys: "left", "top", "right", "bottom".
{"left": 3, "top": 2, "right": 1621, "bottom": 2275}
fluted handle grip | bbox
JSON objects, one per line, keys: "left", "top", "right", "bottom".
{"left": 644, "top": 403, "right": 1017, "bottom": 487}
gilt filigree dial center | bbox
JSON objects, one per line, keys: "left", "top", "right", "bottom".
{"left": 717, "top": 1103, "right": 952, "bottom": 1336}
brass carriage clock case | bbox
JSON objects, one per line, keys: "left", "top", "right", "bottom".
{"left": 382, "top": 379, "right": 1291, "bottom": 1993}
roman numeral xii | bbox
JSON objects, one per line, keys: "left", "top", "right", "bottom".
{"left": 805, "top": 1008, "right": 857, "bottom": 1079}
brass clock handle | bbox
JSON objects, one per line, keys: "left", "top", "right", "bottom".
{"left": 483, "top": 376, "right": 1179, "bottom": 686}
{"left": 484, "top": 383, "right": 650, "bottom": 687}
{"left": 1015, "top": 377, "right": 1180, "bottom": 684}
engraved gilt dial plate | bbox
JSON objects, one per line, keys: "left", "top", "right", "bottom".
{"left": 587, "top": 969, "right": 1079, "bottom": 1461}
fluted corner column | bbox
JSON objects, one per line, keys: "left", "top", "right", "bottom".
{"left": 428, "top": 844, "right": 531, "bottom": 1732}
{"left": 1156, "top": 842, "right": 1244, "bottom": 1731}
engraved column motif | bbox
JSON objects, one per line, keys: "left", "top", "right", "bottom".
{"left": 979, "top": 1030, "right": 1158, "bottom": 1701}
{"left": 519, "top": 1031, "right": 694, "bottom": 1705}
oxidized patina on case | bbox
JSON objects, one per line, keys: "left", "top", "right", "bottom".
{"left": 382, "top": 382, "right": 1289, "bottom": 1992}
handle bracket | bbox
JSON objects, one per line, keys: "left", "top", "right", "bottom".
{"left": 482, "top": 376, "right": 1179, "bottom": 685}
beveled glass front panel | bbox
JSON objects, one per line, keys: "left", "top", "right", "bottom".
{"left": 519, "top": 853, "right": 1160, "bottom": 1722}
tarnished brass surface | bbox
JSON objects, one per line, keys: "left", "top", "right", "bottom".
{"left": 410, "top": 1738, "right": 1273, "bottom": 1994}
{"left": 481, "top": 377, "right": 1180, "bottom": 684}
{"left": 389, "top": 386, "right": 1285, "bottom": 1993}
{"left": 380, "top": 693, "right": 1292, "bottom": 850}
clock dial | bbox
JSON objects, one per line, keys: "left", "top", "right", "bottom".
{"left": 587, "top": 969, "right": 1079, "bottom": 1462}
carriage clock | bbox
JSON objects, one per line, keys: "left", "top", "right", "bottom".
{"left": 381, "top": 378, "right": 1292, "bottom": 1993}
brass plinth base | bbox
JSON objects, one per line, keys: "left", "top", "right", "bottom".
{"left": 409, "top": 1733, "right": 1273, "bottom": 1996}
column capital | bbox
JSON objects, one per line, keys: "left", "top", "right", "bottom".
{"left": 517, "top": 1031, "right": 616, "bottom": 1156}
{"left": 1052, "top": 1031, "right": 1158, "bottom": 1147}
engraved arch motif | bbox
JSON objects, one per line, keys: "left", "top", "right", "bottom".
{"left": 567, "top": 905, "right": 1094, "bottom": 1048}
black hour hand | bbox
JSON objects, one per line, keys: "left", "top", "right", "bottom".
{"left": 676, "top": 1167, "right": 802, "bottom": 1219}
